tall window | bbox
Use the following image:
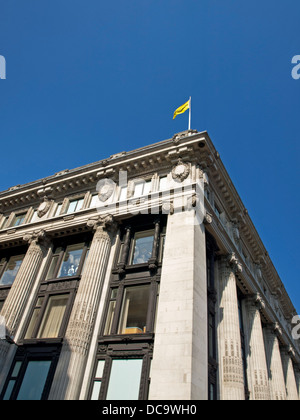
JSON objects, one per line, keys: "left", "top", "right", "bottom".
{"left": 90, "top": 216, "right": 166, "bottom": 401}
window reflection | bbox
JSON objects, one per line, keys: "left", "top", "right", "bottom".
{"left": 58, "top": 243, "right": 85, "bottom": 277}
{"left": 0, "top": 255, "right": 24, "bottom": 286}
{"left": 131, "top": 231, "right": 154, "bottom": 265}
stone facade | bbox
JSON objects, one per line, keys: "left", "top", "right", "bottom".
{"left": 0, "top": 130, "right": 298, "bottom": 400}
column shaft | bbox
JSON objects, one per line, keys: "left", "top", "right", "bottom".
{"left": 244, "top": 295, "right": 271, "bottom": 400}
{"left": 48, "top": 215, "right": 117, "bottom": 400}
{"left": 0, "top": 230, "right": 48, "bottom": 374}
{"left": 218, "top": 255, "right": 245, "bottom": 400}
{"left": 263, "top": 325, "right": 287, "bottom": 400}
{"left": 281, "top": 348, "right": 299, "bottom": 400}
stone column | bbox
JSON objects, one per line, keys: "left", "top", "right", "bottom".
{"left": 281, "top": 346, "right": 299, "bottom": 400}
{"left": 244, "top": 294, "right": 271, "bottom": 400}
{"left": 48, "top": 214, "right": 118, "bottom": 400}
{"left": 149, "top": 209, "right": 207, "bottom": 400}
{"left": 218, "top": 253, "right": 245, "bottom": 400}
{"left": 0, "top": 230, "right": 49, "bottom": 374}
{"left": 263, "top": 323, "right": 287, "bottom": 400}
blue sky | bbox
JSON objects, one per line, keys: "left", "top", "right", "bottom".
{"left": 0, "top": 1, "right": 299, "bottom": 312}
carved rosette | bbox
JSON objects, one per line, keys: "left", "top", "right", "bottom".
{"left": 97, "top": 178, "right": 115, "bottom": 202}
{"left": 171, "top": 159, "right": 190, "bottom": 183}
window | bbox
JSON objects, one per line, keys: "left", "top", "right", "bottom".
{"left": 133, "top": 180, "right": 151, "bottom": 198}
{"left": 0, "top": 255, "right": 25, "bottom": 286}
{"left": 11, "top": 213, "right": 27, "bottom": 227}
{"left": 57, "top": 243, "right": 85, "bottom": 278}
{"left": 104, "top": 284, "right": 153, "bottom": 336}
{"left": 1, "top": 350, "right": 59, "bottom": 401}
{"left": 45, "top": 241, "right": 89, "bottom": 281}
{"left": 130, "top": 231, "right": 154, "bottom": 265}
{"left": 90, "top": 356, "right": 150, "bottom": 401}
{"left": 90, "top": 360, "right": 105, "bottom": 400}
{"left": 66, "top": 198, "right": 84, "bottom": 214}
{"left": 54, "top": 203, "right": 63, "bottom": 217}
{"left": 16, "top": 361, "right": 52, "bottom": 400}
{"left": 25, "top": 294, "right": 70, "bottom": 339}
{"left": 106, "top": 359, "right": 143, "bottom": 400}
{"left": 118, "top": 285, "right": 150, "bottom": 334}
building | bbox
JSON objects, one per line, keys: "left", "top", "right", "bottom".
{"left": 0, "top": 130, "right": 299, "bottom": 400}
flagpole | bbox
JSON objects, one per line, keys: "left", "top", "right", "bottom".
{"left": 188, "top": 96, "right": 191, "bottom": 130}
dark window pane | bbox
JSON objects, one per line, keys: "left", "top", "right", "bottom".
{"left": 16, "top": 361, "right": 51, "bottom": 400}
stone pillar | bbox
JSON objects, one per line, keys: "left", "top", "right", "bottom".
{"left": 263, "top": 323, "right": 287, "bottom": 400}
{"left": 244, "top": 294, "right": 271, "bottom": 400}
{"left": 48, "top": 214, "right": 117, "bottom": 400}
{"left": 0, "top": 230, "right": 49, "bottom": 374}
{"left": 149, "top": 209, "right": 207, "bottom": 400}
{"left": 281, "top": 346, "right": 299, "bottom": 400}
{"left": 218, "top": 253, "right": 245, "bottom": 400}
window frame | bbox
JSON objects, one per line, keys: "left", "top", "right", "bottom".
{"left": 23, "top": 289, "right": 76, "bottom": 341}
{"left": 102, "top": 279, "right": 159, "bottom": 338}
{"left": 89, "top": 352, "right": 152, "bottom": 401}
{"left": 44, "top": 238, "right": 91, "bottom": 282}
{"left": 0, "top": 345, "right": 60, "bottom": 401}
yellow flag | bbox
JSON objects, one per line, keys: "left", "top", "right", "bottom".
{"left": 173, "top": 99, "right": 190, "bottom": 119}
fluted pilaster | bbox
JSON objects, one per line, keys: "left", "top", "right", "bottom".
{"left": 281, "top": 346, "right": 299, "bottom": 400}
{"left": 0, "top": 230, "right": 49, "bottom": 373}
{"left": 218, "top": 254, "right": 245, "bottom": 400}
{"left": 244, "top": 294, "right": 271, "bottom": 400}
{"left": 263, "top": 324, "right": 287, "bottom": 400}
{"left": 48, "top": 214, "right": 118, "bottom": 400}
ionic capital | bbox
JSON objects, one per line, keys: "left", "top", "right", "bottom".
{"left": 23, "top": 229, "right": 50, "bottom": 248}
{"left": 87, "top": 214, "right": 118, "bottom": 235}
